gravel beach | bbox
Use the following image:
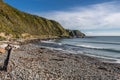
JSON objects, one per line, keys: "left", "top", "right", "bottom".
{"left": 0, "top": 43, "right": 120, "bottom": 80}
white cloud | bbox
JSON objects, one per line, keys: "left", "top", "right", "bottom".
{"left": 33, "top": 1, "right": 120, "bottom": 36}
{"left": 86, "top": 31, "right": 120, "bottom": 36}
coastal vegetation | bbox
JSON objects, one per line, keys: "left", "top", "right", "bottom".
{"left": 0, "top": 1, "right": 85, "bottom": 40}
{"left": 0, "top": 1, "right": 120, "bottom": 80}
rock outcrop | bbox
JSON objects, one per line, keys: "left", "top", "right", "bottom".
{"left": 66, "top": 30, "right": 85, "bottom": 38}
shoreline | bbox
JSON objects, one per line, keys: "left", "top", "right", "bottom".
{"left": 38, "top": 44, "right": 120, "bottom": 64}
{"left": 79, "top": 52, "right": 120, "bottom": 63}
{"left": 0, "top": 43, "right": 120, "bottom": 79}
{"left": 1, "top": 38, "right": 120, "bottom": 64}
{"left": 36, "top": 39, "right": 120, "bottom": 64}
{"left": 0, "top": 39, "right": 120, "bottom": 79}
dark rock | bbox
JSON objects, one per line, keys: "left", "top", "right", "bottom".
{"left": 66, "top": 29, "right": 85, "bottom": 38}
{"left": 98, "top": 66, "right": 108, "bottom": 71}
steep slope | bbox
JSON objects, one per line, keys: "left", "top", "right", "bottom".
{"left": 0, "top": 1, "right": 69, "bottom": 39}
{"left": 66, "top": 30, "right": 85, "bottom": 38}
{"left": 0, "top": 1, "right": 85, "bottom": 40}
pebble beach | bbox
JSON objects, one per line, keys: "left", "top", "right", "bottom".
{"left": 0, "top": 43, "right": 120, "bottom": 80}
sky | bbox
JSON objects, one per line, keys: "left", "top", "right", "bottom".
{"left": 4, "top": 0, "right": 120, "bottom": 36}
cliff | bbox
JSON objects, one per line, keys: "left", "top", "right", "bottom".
{"left": 66, "top": 30, "right": 85, "bottom": 38}
{"left": 0, "top": 1, "right": 85, "bottom": 40}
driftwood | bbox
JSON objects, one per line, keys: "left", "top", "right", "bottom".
{"left": 0, "top": 44, "right": 12, "bottom": 71}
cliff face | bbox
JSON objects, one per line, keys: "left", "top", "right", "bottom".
{"left": 66, "top": 30, "right": 85, "bottom": 38}
{"left": 0, "top": 1, "right": 69, "bottom": 39}
{"left": 0, "top": 1, "right": 85, "bottom": 39}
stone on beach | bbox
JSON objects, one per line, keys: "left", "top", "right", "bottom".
{"left": 0, "top": 44, "right": 7, "bottom": 53}
{"left": 0, "top": 48, "right": 5, "bottom": 53}
{"left": 0, "top": 44, "right": 8, "bottom": 48}
{"left": 0, "top": 44, "right": 120, "bottom": 80}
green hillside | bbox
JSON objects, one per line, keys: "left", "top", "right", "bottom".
{"left": 0, "top": 1, "right": 85, "bottom": 40}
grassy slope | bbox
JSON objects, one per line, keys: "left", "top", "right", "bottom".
{"left": 0, "top": 1, "right": 69, "bottom": 39}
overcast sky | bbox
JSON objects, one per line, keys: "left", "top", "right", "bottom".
{"left": 4, "top": 0, "right": 120, "bottom": 36}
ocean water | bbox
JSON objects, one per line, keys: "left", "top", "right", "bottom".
{"left": 37, "top": 36, "right": 120, "bottom": 61}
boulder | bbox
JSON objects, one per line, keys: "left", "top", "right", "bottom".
{"left": 0, "top": 48, "right": 5, "bottom": 53}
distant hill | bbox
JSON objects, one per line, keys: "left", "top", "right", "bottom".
{"left": 0, "top": 1, "right": 85, "bottom": 40}
{"left": 66, "top": 30, "right": 85, "bottom": 38}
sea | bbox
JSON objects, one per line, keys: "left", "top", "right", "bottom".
{"left": 37, "top": 36, "right": 120, "bottom": 63}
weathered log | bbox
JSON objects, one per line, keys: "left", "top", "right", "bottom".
{"left": 0, "top": 44, "right": 12, "bottom": 71}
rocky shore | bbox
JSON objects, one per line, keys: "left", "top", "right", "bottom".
{"left": 0, "top": 43, "right": 120, "bottom": 80}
